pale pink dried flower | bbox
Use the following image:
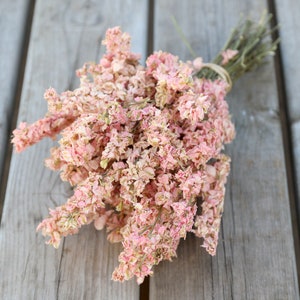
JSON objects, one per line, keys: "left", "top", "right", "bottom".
{"left": 12, "top": 26, "right": 235, "bottom": 284}
{"left": 221, "top": 49, "right": 239, "bottom": 65}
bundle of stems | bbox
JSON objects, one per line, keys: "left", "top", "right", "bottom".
{"left": 195, "top": 11, "right": 279, "bottom": 84}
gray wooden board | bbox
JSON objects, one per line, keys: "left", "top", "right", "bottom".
{"left": 0, "top": 0, "right": 148, "bottom": 298}
{"left": 0, "top": 0, "right": 31, "bottom": 186}
{"left": 275, "top": 0, "right": 300, "bottom": 226}
{"left": 150, "top": 1, "right": 299, "bottom": 299}
{"left": 274, "top": 0, "right": 300, "bottom": 122}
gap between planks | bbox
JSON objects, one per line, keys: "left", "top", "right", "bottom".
{"left": 139, "top": 1, "right": 154, "bottom": 299}
{"left": 268, "top": 0, "right": 300, "bottom": 284}
{"left": 0, "top": 0, "right": 36, "bottom": 222}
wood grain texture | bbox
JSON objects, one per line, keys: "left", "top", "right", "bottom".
{"left": 0, "top": 0, "right": 31, "bottom": 187}
{"left": 0, "top": 0, "right": 148, "bottom": 298}
{"left": 274, "top": 0, "right": 300, "bottom": 227}
{"left": 274, "top": 0, "right": 300, "bottom": 122}
{"left": 150, "top": 1, "right": 299, "bottom": 299}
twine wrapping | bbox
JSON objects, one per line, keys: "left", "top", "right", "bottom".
{"left": 201, "top": 63, "right": 233, "bottom": 92}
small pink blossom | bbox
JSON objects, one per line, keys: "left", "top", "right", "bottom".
{"left": 221, "top": 49, "right": 238, "bottom": 65}
{"left": 94, "top": 214, "right": 108, "bottom": 230}
{"left": 192, "top": 57, "right": 203, "bottom": 70}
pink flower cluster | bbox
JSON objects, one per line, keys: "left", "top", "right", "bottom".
{"left": 12, "top": 27, "right": 235, "bottom": 284}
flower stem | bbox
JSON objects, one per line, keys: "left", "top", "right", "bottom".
{"left": 195, "top": 11, "right": 280, "bottom": 85}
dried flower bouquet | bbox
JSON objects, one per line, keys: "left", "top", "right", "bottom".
{"left": 12, "top": 12, "right": 278, "bottom": 283}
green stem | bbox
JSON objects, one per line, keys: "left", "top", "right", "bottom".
{"left": 195, "top": 11, "right": 279, "bottom": 85}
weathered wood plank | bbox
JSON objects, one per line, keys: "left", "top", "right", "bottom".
{"left": 274, "top": 0, "right": 300, "bottom": 225}
{"left": 0, "top": 0, "right": 31, "bottom": 192}
{"left": 0, "top": 0, "right": 148, "bottom": 298}
{"left": 274, "top": 0, "right": 300, "bottom": 122}
{"left": 150, "top": 1, "right": 299, "bottom": 299}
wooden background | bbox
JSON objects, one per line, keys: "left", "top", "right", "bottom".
{"left": 0, "top": 0, "right": 299, "bottom": 299}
